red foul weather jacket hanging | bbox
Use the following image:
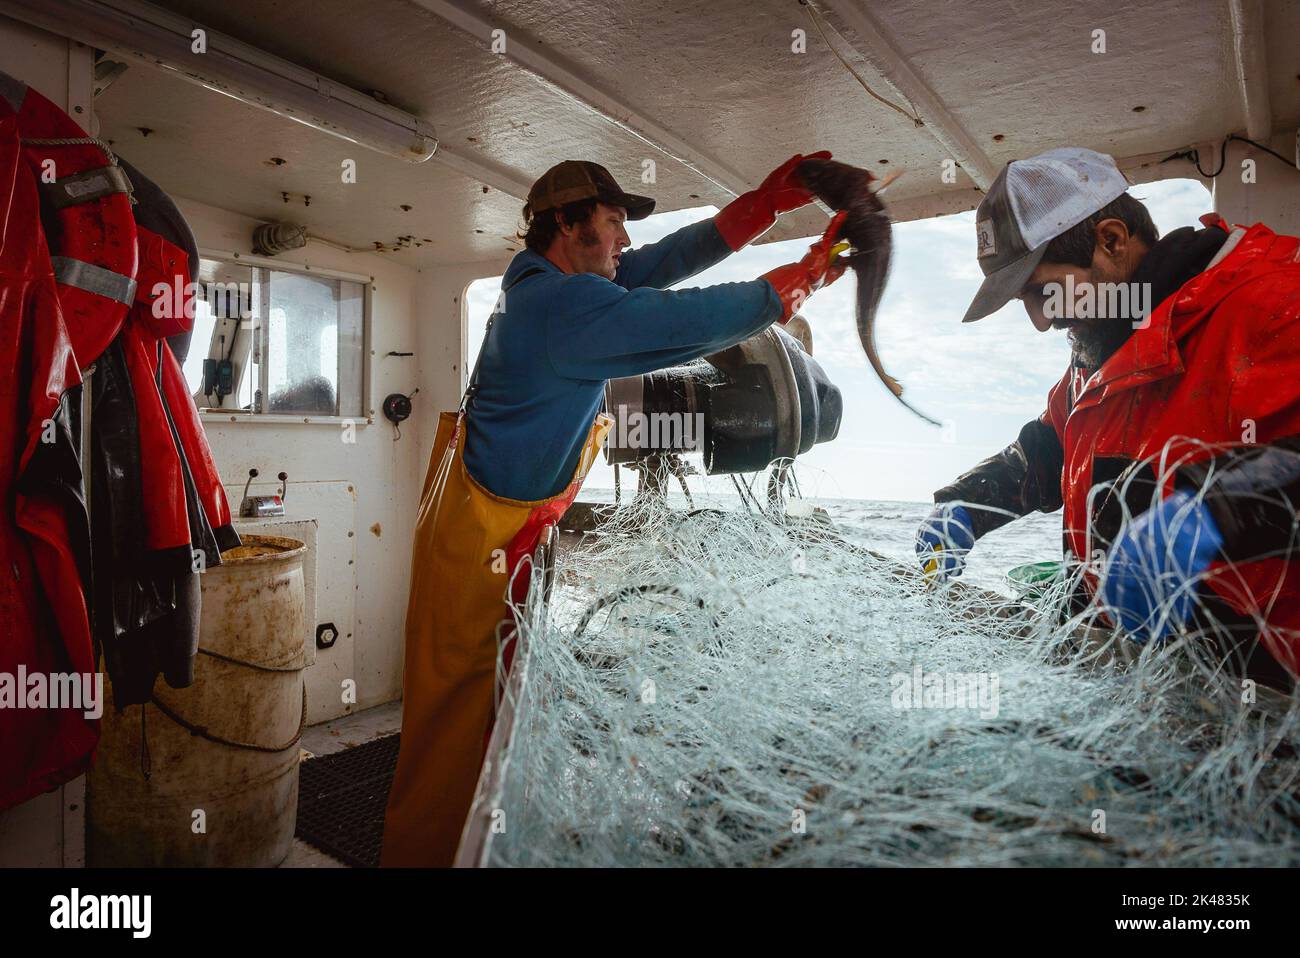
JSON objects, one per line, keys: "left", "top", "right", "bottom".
{"left": 92, "top": 224, "right": 240, "bottom": 708}
{"left": 0, "top": 109, "right": 102, "bottom": 811}
{"left": 1, "top": 68, "right": 237, "bottom": 811}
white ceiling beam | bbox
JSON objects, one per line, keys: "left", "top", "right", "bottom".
{"left": 430, "top": 144, "right": 536, "bottom": 200}
{"left": 1117, "top": 146, "right": 1210, "bottom": 187}
{"left": 884, "top": 187, "right": 983, "bottom": 224}
{"left": 874, "top": 146, "right": 1209, "bottom": 226}
{"left": 808, "top": 0, "right": 998, "bottom": 191}
{"left": 1227, "top": 0, "right": 1271, "bottom": 142}
{"left": 411, "top": 0, "right": 749, "bottom": 197}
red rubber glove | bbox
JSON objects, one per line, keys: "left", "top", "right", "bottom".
{"left": 760, "top": 211, "right": 849, "bottom": 324}
{"left": 714, "top": 150, "right": 832, "bottom": 251}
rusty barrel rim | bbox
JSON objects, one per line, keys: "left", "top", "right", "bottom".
{"left": 219, "top": 534, "right": 307, "bottom": 566}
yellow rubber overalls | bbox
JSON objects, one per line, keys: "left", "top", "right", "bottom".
{"left": 381, "top": 363, "right": 611, "bottom": 866}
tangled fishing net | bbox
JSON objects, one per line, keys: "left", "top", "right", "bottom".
{"left": 476, "top": 456, "right": 1300, "bottom": 867}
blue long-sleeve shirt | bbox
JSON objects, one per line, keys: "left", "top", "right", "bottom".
{"left": 463, "top": 218, "right": 782, "bottom": 501}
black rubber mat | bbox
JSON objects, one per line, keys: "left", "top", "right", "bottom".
{"left": 295, "top": 733, "right": 399, "bottom": 868}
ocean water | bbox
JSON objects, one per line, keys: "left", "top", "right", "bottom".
{"left": 814, "top": 497, "right": 1064, "bottom": 596}
{"left": 576, "top": 489, "right": 1064, "bottom": 597}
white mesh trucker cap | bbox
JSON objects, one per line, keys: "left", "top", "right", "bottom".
{"left": 961, "top": 147, "right": 1132, "bottom": 323}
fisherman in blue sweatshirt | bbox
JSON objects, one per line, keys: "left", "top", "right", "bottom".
{"left": 384, "top": 155, "right": 847, "bottom": 866}
{"left": 467, "top": 156, "right": 847, "bottom": 500}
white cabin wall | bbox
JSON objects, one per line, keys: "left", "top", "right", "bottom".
{"left": 175, "top": 196, "right": 452, "bottom": 717}
{"left": 1213, "top": 133, "right": 1300, "bottom": 236}
{"left": 0, "top": 15, "right": 81, "bottom": 111}
{"left": 413, "top": 264, "right": 494, "bottom": 455}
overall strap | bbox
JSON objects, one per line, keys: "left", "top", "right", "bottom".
{"left": 461, "top": 266, "right": 545, "bottom": 412}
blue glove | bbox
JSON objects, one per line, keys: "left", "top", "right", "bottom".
{"left": 1100, "top": 490, "right": 1224, "bottom": 644}
{"left": 916, "top": 503, "right": 976, "bottom": 580}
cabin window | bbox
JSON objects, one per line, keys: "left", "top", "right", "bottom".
{"left": 182, "top": 257, "right": 367, "bottom": 419}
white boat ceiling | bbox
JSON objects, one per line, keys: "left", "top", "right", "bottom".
{"left": 82, "top": 0, "right": 1300, "bottom": 271}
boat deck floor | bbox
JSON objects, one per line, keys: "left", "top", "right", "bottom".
{"left": 284, "top": 701, "right": 402, "bottom": 868}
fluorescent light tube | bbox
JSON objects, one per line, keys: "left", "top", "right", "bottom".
{"left": 0, "top": 0, "right": 438, "bottom": 162}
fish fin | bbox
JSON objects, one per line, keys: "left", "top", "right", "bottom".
{"left": 895, "top": 395, "right": 942, "bottom": 427}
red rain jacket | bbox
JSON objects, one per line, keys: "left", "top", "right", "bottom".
{"left": 1043, "top": 214, "right": 1300, "bottom": 676}
{"left": 123, "top": 227, "right": 235, "bottom": 555}
{"left": 0, "top": 114, "right": 100, "bottom": 809}
{"left": 2, "top": 149, "right": 237, "bottom": 809}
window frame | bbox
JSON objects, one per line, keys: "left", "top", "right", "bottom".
{"left": 193, "top": 247, "right": 374, "bottom": 426}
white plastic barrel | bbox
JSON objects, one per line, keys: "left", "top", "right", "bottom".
{"left": 88, "top": 535, "right": 307, "bottom": 867}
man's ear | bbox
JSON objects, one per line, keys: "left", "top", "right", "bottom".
{"left": 1094, "top": 217, "right": 1130, "bottom": 259}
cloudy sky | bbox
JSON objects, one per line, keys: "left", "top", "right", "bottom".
{"left": 467, "top": 178, "right": 1212, "bottom": 502}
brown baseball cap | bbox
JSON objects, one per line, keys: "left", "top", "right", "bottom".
{"left": 526, "top": 160, "right": 655, "bottom": 221}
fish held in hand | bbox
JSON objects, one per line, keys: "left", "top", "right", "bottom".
{"left": 795, "top": 158, "right": 940, "bottom": 426}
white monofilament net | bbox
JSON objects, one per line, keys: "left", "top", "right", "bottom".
{"left": 478, "top": 458, "right": 1300, "bottom": 867}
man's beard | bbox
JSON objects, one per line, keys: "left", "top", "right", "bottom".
{"left": 575, "top": 221, "right": 615, "bottom": 277}
{"left": 1063, "top": 262, "right": 1139, "bottom": 369}
{"left": 1066, "top": 315, "right": 1134, "bottom": 369}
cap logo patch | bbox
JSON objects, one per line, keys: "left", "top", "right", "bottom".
{"left": 976, "top": 219, "right": 997, "bottom": 258}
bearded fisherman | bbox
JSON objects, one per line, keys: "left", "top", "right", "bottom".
{"left": 916, "top": 147, "right": 1300, "bottom": 690}
{"left": 383, "top": 155, "right": 849, "bottom": 866}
